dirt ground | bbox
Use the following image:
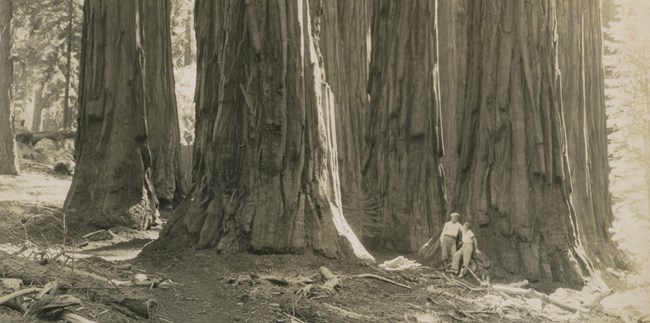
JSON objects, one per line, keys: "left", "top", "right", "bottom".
{"left": 0, "top": 170, "right": 635, "bottom": 323}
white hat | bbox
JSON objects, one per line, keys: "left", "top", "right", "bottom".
{"left": 450, "top": 212, "right": 460, "bottom": 218}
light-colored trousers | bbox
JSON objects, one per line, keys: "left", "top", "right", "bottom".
{"left": 451, "top": 242, "right": 473, "bottom": 272}
{"left": 440, "top": 235, "right": 457, "bottom": 261}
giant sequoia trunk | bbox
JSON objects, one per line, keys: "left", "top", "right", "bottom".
{"left": 556, "top": 0, "right": 627, "bottom": 270}
{"left": 154, "top": 0, "right": 373, "bottom": 261}
{"left": 364, "top": 0, "right": 447, "bottom": 253}
{"left": 438, "top": 0, "right": 467, "bottom": 198}
{"left": 142, "top": 0, "right": 186, "bottom": 208}
{"left": 64, "top": 1, "right": 158, "bottom": 229}
{"left": 452, "top": 0, "right": 593, "bottom": 284}
{"left": 315, "top": 0, "right": 371, "bottom": 235}
{"left": 0, "top": 0, "right": 18, "bottom": 175}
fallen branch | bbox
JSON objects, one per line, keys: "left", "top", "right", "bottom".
{"left": 35, "top": 281, "right": 58, "bottom": 300}
{"left": 448, "top": 279, "right": 485, "bottom": 292}
{"left": 0, "top": 287, "right": 41, "bottom": 306}
{"left": 491, "top": 284, "right": 589, "bottom": 313}
{"left": 348, "top": 273, "right": 411, "bottom": 289}
{"left": 257, "top": 275, "right": 291, "bottom": 286}
{"left": 583, "top": 288, "right": 614, "bottom": 307}
{"left": 0, "top": 250, "right": 157, "bottom": 318}
{"left": 61, "top": 312, "right": 98, "bottom": 323}
{"left": 322, "top": 303, "right": 375, "bottom": 321}
{"left": 439, "top": 290, "right": 481, "bottom": 306}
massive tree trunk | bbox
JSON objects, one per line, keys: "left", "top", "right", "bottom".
{"left": 315, "top": 0, "right": 371, "bottom": 237}
{"left": 556, "top": 0, "right": 628, "bottom": 270}
{"left": 64, "top": 1, "right": 158, "bottom": 229}
{"left": 0, "top": 0, "right": 18, "bottom": 175}
{"left": 153, "top": 0, "right": 373, "bottom": 261}
{"left": 31, "top": 81, "right": 46, "bottom": 133}
{"left": 438, "top": 0, "right": 467, "bottom": 200}
{"left": 363, "top": 0, "right": 447, "bottom": 253}
{"left": 452, "top": 0, "right": 594, "bottom": 284}
{"left": 142, "top": 0, "right": 187, "bottom": 209}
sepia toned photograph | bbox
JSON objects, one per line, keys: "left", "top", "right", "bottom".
{"left": 0, "top": 0, "right": 648, "bottom": 322}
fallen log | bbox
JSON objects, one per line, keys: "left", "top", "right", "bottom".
{"left": 491, "top": 284, "right": 589, "bottom": 313}
{"left": 0, "top": 251, "right": 157, "bottom": 318}
{"left": 15, "top": 130, "right": 76, "bottom": 146}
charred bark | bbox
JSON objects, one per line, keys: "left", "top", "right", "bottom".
{"left": 64, "top": 1, "right": 158, "bottom": 230}
{"left": 142, "top": 0, "right": 187, "bottom": 208}
{"left": 153, "top": 0, "right": 373, "bottom": 261}
{"left": 364, "top": 0, "right": 447, "bottom": 253}
{"left": 452, "top": 0, "right": 591, "bottom": 284}
{"left": 556, "top": 0, "right": 628, "bottom": 270}
{"left": 0, "top": 0, "right": 18, "bottom": 175}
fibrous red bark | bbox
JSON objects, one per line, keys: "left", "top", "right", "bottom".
{"left": 451, "top": 0, "right": 592, "bottom": 284}
{"left": 556, "top": 0, "right": 628, "bottom": 270}
{"left": 154, "top": 0, "right": 373, "bottom": 261}
{"left": 363, "top": 0, "right": 448, "bottom": 253}
{"left": 64, "top": 1, "right": 158, "bottom": 229}
{"left": 142, "top": 0, "right": 187, "bottom": 208}
{"left": 314, "top": 0, "right": 372, "bottom": 237}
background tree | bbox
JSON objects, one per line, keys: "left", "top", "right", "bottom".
{"left": 363, "top": 0, "right": 447, "bottom": 253}
{"left": 451, "top": 0, "right": 593, "bottom": 284}
{"left": 12, "top": 0, "right": 82, "bottom": 132}
{"left": 142, "top": 0, "right": 187, "bottom": 209}
{"left": 0, "top": 0, "right": 19, "bottom": 175}
{"left": 64, "top": 0, "right": 158, "bottom": 229}
{"left": 170, "top": 0, "right": 196, "bottom": 147}
{"left": 170, "top": 0, "right": 194, "bottom": 68}
{"left": 154, "top": 0, "right": 373, "bottom": 261}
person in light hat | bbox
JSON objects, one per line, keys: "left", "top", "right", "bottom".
{"left": 440, "top": 212, "right": 462, "bottom": 270}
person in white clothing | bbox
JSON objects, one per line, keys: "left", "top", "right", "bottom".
{"left": 440, "top": 212, "right": 462, "bottom": 269}
{"left": 451, "top": 222, "right": 479, "bottom": 277}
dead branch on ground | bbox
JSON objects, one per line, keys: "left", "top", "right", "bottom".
{"left": 490, "top": 284, "right": 590, "bottom": 313}
{"left": 346, "top": 273, "right": 412, "bottom": 289}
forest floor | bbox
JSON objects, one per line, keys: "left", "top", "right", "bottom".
{"left": 0, "top": 169, "right": 644, "bottom": 323}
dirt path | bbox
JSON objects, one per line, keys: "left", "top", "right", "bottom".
{"left": 0, "top": 171, "right": 70, "bottom": 204}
